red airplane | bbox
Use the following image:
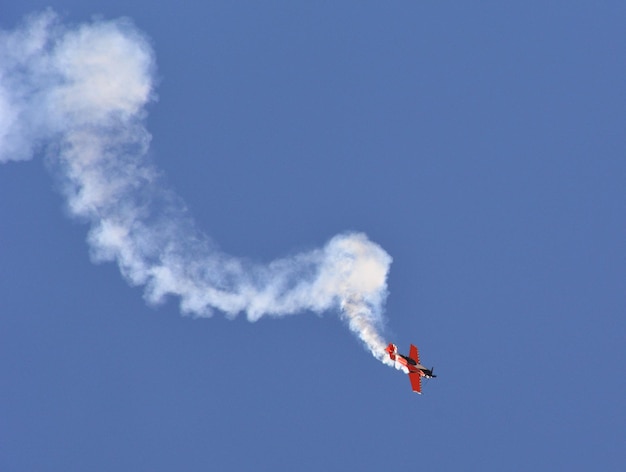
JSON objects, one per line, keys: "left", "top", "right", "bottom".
{"left": 385, "top": 343, "right": 436, "bottom": 394}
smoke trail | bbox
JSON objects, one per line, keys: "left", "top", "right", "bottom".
{"left": 0, "top": 10, "right": 395, "bottom": 365}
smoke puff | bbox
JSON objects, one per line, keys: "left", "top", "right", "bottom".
{"left": 0, "top": 10, "right": 395, "bottom": 365}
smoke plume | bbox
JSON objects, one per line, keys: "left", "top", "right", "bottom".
{"left": 0, "top": 11, "right": 394, "bottom": 365}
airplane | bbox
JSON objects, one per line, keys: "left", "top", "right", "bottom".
{"left": 385, "top": 343, "right": 436, "bottom": 394}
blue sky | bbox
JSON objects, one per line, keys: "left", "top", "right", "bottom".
{"left": 2, "top": 2, "right": 624, "bottom": 471}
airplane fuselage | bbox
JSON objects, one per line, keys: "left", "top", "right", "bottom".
{"left": 397, "top": 354, "right": 435, "bottom": 378}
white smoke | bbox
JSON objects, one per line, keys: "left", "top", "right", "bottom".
{"left": 0, "top": 10, "right": 395, "bottom": 366}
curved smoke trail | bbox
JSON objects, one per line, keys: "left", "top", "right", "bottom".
{"left": 0, "top": 11, "right": 395, "bottom": 365}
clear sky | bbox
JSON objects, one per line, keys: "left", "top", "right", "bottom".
{"left": 1, "top": 2, "right": 624, "bottom": 471}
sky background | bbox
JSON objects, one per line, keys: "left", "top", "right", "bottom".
{"left": 1, "top": 2, "right": 624, "bottom": 471}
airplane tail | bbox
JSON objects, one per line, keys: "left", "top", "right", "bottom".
{"left": 385, "top": 343, "right": 397, "bottom": 361}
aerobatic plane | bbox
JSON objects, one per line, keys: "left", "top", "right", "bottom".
{"left": 385, "top": 343, "right": 436, "bottom": 394}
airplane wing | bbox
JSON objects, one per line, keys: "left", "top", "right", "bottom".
{"left": 409, "top": 372, "right": 422, "bottom": 394}
{"left": 409, "top": 344, "right": 420, "bottom": 364}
